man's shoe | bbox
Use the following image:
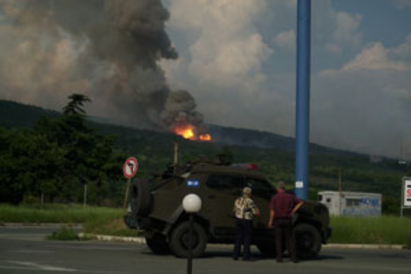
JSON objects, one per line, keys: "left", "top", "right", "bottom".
{"left": 233, "top": 257, "right": 238, "bottom": 261}
{"left": 276, "top": 258, "right": 283, "bottom": 263}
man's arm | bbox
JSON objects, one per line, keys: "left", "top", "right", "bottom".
{"left": 290, "top": 201, "right": 304, "bottom": 216}
{"left": 268, "top": 209, "right": 275, "bottom": 228}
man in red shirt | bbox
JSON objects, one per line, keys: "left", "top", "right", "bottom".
{"left": 268, "top": 182, "right": 304, "bottom": 263}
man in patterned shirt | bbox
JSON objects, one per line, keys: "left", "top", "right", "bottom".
{"left": 233, "top": 187, "right": 260, "bottom": 261}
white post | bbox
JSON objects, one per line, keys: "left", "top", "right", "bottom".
{"left": 182, "top": 194, "right": 202, "bottom": 274}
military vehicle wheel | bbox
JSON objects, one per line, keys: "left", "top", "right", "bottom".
{"left": 256, "top": 242, "right": 276, "bottom": 257}
{"left": 130, "top": 179, "right": 151, "bottom": 217}
{"left": 294, "top": 223, "right": 321, "bottom": 259}
{"left": 145, "top": 233, "right": 170, "bottom": 255}
{"left": 169, "top": 221, "right": 207, "bottom": 258}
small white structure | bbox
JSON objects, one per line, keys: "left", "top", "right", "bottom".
{"left": 318, "top": 191, "right": 382, "bottom": 217}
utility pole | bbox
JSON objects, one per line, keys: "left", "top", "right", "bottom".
{"left": 294, "top": 0, "right": 311, "bottom": 200}
{"left": 339, "top": 167, "right": 342, "bottom": 216}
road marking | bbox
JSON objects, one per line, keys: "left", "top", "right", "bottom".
{"left": 12, "top": 249, "right": 53, "bottom": 254}
{"left": 8, "top": 261, "right": 77, "bottom": 272}
{"left": 5, "top": 261, "right": 131, "bottom": 274}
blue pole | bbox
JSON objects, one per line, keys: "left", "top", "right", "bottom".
{"left": 295, "top": 0, "right": 311, "bottom": 200}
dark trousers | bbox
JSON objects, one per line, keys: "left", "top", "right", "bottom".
{"left": 233, "top": 219, "right": 252, "bottom": 259}
{"left": 274, "top": 219, "right": 296, "bottom": 262}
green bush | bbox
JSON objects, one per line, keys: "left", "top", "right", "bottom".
{"left": 46, "top": 225, "right": 80, "bottom": 241}
{"left": 83, "top": 217, "right": 142, "bottom": 237}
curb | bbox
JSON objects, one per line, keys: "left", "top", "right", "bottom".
{"left": 78, "top": 233, "right": 407, "bottom": 250}
{"left": 323, "top": 244, "right": 405, "bottom": 250}
{"left": 78, "top": 233, "right": 146, "bottom": 244}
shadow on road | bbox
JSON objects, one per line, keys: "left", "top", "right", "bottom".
{"left": 310, "top": 254, "right": 344, "bottom": 261}
{"left": 140, "top": 249, "right": 344, "bottom": 262}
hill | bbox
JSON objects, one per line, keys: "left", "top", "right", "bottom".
{"left": 0, "top": 100, "right": 372, "bottom": 156}
{"left": 0, "top": 99, "right": 408, "bottom": 213}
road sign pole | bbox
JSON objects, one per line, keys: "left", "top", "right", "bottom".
{"left": 123, "top": 157, "right": 139, "bottom": 209}
{"left": 123, "top": 178, "right": 131, "bottom": 209}
{"left": 295, "top": 0, "right": 311, "bottom": 200}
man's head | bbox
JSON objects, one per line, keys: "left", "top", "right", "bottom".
{"left": 243, "top": 187, "right": 252, "bottom": 197}
{"left": 276, "top": 181, "right": 286, "bottom": 193}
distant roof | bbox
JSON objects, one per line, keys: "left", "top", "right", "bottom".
{"left": 318, "top": 191, "right": 382, "bottom": 197}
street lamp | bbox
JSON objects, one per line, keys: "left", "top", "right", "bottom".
{"left": 182, "top": 194, "right": 202, "bottom": 274}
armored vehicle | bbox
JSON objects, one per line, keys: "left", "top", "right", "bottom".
{"left": 126, "top": 159, "right": 331, "bottom": 259}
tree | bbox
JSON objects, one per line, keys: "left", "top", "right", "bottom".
{"left": 218, "top": 146, "right": 234, "bottom": 164}
{"left": 62, "top": 94, "right": 92, "bottom": 134}
{"left": 1, "top": 93, "right": 125, "bottom": 205}
{"left": 63, "top": 94, "right": 91, "bottom": 116}
{"left": 35, "top": 93, "right": 125, "bottom": 204}
{"left": 0, "top": 128, "right": 65, "bottom": 204}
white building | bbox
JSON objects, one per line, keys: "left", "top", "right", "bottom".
{"left": 318, "top": 191, "right": 382, "bottom": 217}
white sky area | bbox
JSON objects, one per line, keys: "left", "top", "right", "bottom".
{"left": 160, "top": 0, "right": 411, "bottom": 159}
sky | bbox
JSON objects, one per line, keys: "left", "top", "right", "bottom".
{"left": 160, "top": 0, "right": 411, "bottom": 158}
{"left": 0, "top": 0, "right": 410, "bottom": 159}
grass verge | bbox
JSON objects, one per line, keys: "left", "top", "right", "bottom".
{"left": 46, "top": 225, "right": 81, "bottom": 241}
{"left": 83, "top": 217, "right": 143, "bottom": 237}
{"left": 329, "top": 216, "right": 411, "bottom": 246}
{"left": 2, "top": 204, "right": 410, "bottom": 246}
{"left": 0, "top": 204, "right": 123, "bottom": 224}
{"left": 0, "top": 204, "right": 142, "bottom": 238}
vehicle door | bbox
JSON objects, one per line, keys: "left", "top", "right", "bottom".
{"left": 243, "top": 177, "right": 276, "bottom": 230}
{"left": 203, "top": 174, "right": 243, "bottom": 229}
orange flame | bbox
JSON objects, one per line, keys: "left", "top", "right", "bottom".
{"left": 174, "top": 125, "right": 212, "bottom": 141}
{"left": 199, "top": 134, "right": 211, "bottom": 141}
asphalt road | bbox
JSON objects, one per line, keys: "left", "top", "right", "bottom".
{"left": 0, "top": 226, "right": 410, "bottom": 274}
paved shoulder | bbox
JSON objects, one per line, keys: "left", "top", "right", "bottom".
{"left": 1, "top": 226, "right": 410, "bottom": 274}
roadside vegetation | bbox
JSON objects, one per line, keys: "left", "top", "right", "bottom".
{"left": 1, "top": 204, "right": 410, "bottom": 246}
{"left": 0, "top": 204, "right": 140, "bottom": 238}
{"left": 83, "top": 217, "right": 142, "bottom": 237}
{"left": 46, "top": 225, "right": 82, "bottom": 241}
{"left": 0, "top": 94, "right": 126, "bottom": 207}
{"left": 0, "top": 204, "right": 122, "bottom": 224}
{"left": 329, "top": 216, "right": 411, "bottom": 246}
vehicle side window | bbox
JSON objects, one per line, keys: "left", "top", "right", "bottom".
{"left": 244, "top": 177, "right": 275, "bottom": 197}
{"left": 206, "top": 174, "right": 242, "bottom": 190}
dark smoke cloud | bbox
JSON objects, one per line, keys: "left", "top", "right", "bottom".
{"left": 0, "top": 0, "right": 205, "bottom": 131}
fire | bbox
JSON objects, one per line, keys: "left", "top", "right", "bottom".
{"left": 174, "top": 125, "right": 212, "bottom": 141}
{"left": 175, "top": 125, "right": 195, "bottom": 140}
{"left": 199, "top": 134, "right": 211, "bottom": 141}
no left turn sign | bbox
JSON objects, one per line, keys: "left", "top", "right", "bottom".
{"left": 123, "top": 157, "right": 138, "bottom": 179}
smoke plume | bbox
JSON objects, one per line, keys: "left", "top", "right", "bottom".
{"left": 0, "top": 0, "right": 206, "bottom": 132}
